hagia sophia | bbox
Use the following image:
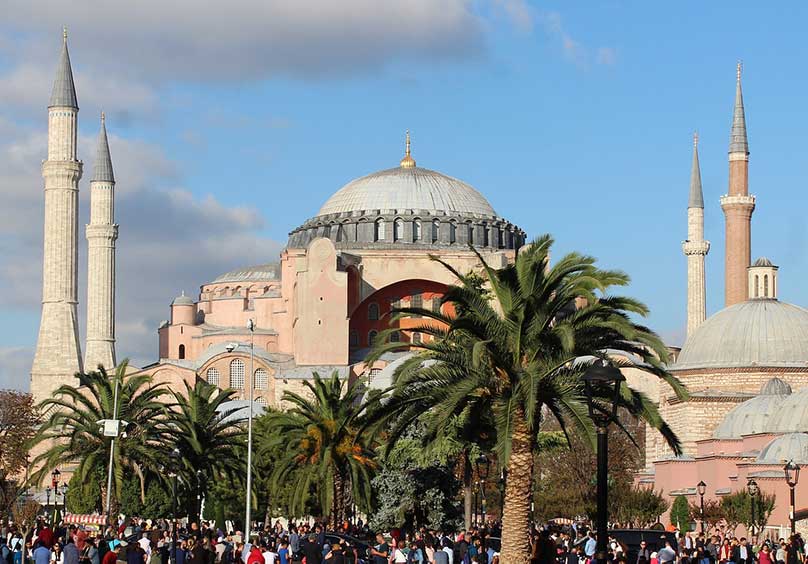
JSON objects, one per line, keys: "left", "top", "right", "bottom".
{"left": 30, "top": 33, "right": 808, "bottom": 534}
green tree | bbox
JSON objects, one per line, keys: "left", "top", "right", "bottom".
{"left": 32, "top": 362, "right": 171, "bottom": 511}
{"left": 259, "top": 371, "right": 377, "bottom": 528}
{"left": 719, "top": 490, "right": 776, "bottom": 535}
{"left": 369, "top": 429, "right": 462, "bottom": 533}
{"left": 367, "top": 235, "right": 687, "bottom": 563}
{"left": 670, "top": 495, "right": 690, "bottom": 531}
{"left": 166, "top": 380, "right": 246, "bottom": 521}
{"left": 614, "top": 486, "right": 669, "bottom": 529}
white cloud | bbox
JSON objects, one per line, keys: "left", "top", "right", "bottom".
{"left": 1, "top": 0, "right": 486, "bottom": 82}
{"left": 540, "top": 11, "right": 616, "bottom": 69}
{"left": 0, "top": 126, "right": 282, "bottom": 376}
{"left": 493, "top": 0, "right": 534, "bottom": 32}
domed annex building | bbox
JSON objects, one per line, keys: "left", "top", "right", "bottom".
{"left": 136, "top": 133, "right": 525, "bottom": 405}
{"left": 639, "top": 66, "right": 808, "bottom": 536}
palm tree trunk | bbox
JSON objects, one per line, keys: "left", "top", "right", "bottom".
{"left": 499, "top": 406, "right": 535, "bottom": 564}
{"left": 331, "top": 468, "right": 346, "bottom": 530}
{"left": 463, "top": 450, "right": 472, "bottom": 530}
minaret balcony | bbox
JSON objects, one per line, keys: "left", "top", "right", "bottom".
{"left": 682, "top": 240, "right": 710, "bottom": 255}
{"left": 720, "top": 194, "right": 756, "bottom": 208}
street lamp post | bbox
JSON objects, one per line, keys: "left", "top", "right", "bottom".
{"left": 196, "top": 469, "right": 203, "bottom": 522}
{"left": 169, "top": 448, "right": 181, "bottom": 564}
{"left": 97, "top": 374, "right": 127, "bottom": 521}
{"left": 697, "top": 481, "right": 707, "bottom": 534}
{"left": 472, "top": 480, "right": 479, "bottom": 527}
{"left": 62, "top": 484, "right": 68, "bottom": 516}
{"left": 784, "top": 460, "right": 800, "bottom": 536}
{"left": 583, "top": 360, "right": 625, "bottom": 564}
{"left": 476, "top": 454, "right": 490, "bottom": 529}
{"left": 51, "top": 468, "right": 60, "bottom": 524}
{"left": 245, "top": 318, "right": 255, "bottom": 537}
{"left": 45, "top": 486, "right": 51, "bottom": 521}
{"left": 747, "top": 478, "right": 759, "bottom": 538}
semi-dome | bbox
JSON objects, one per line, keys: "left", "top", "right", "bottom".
{"left": 757, "top": 433, "right": 808, "bottom": 464}
{"left": 673, "top": 300, "right": 808, "bottom": 371}
{"left": 712, "top": 378, "right": 793, "bottom": 439}
{"left": 317, "top": 166, "right": 497, "bottom": 217}
{"left": 211, "top": 263, "right": 280, "bottom": 284}
{"left": 770, "top": 388, "right": 808, "bottom": 434}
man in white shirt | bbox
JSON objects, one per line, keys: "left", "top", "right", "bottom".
{"left": 137, "top": 534, "right": 151, "bottom": 559}
{"left": 262, "top": 543, "right": 277, "bottom": 564}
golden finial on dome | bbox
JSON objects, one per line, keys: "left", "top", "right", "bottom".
{"left": 400, "top": 130, "right": 416, "bottom": 168}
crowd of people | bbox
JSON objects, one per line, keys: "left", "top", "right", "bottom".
{"left": 0, "top": 517, "right": 502, "bottom": 564}
{"left": 528, "top": 525, "right": 808, "bottom": 564}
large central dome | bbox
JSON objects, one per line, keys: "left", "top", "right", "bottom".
{"left": 287, "top": 135, "right": 525, "bottom": 251}
{"left": 317, "top": 166, "right": 497, "bottom": 217}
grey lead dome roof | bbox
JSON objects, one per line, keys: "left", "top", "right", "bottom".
{"left": 317, "top": 166, "right": 497, "bottom": 217}
{"left": 757, "top": 433, "right": 808, "bottom": 464}
{"left": 673, "top": 300, "right": 808, "bottom": 371}
{"left": 712, "top": 378, "right": 792, "bottom": 439}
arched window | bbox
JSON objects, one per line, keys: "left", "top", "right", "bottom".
{"left": 369, "top": 367, "right": 382, "bottom": 384}
{"left": 374, "top": 218, "right": 385, "bottom": 241}
{"left": 178, "top": 344, "right": 185, "bottom": 359}
{"left": 254, "top": 368, "right": 268, "bottom": 390}
{"left": 323, "top": 224, "right": 332, "bottom": 238}
{"left": 412, "top": 332, "right": 422, "bottom": 344}
{"left": 256, "top": 397, "right": 268, "bottom": 407}
{"left": 482, "top": 223, "right": 489, "bottom": 246}
{"left": 335, "top": 223, "right": 344, "bottom": 242}
{"left": 432, "top": 297, "right": 442, "bottom": 313}
{"left": 368, "top": 302, "right": 380, "bottom": 320}
{"left": 413, "top": 219, "right": 422, "bottom": 242}
{"left": 390, "top": 331, "right": 400, "bottom": 343}
{"left": 764, "top": 274, "right": 769, "bottom": 298}
{"left": 206, "top": 367, "right": 220, "bottom": 387}
{"left": 432, "top": 219, "right": 440, "bottom": 243}
{"left": 349, "top": 330, "right": 359, "bottom": 347}
{"left": 468, "top": 223, "right": 475, "bottom": 244}
{"left": 449, "top": 221, "right": 457, "bottom": 244}
{"left": 394, "top": 218, "right": 404, "bottom": 241}
{"left": 230, "top": 359, "right": 245, "bottom": 389}
{"left": 754, "top": 275, "right": 759, "bottom": 298}
{"left": 411, "top": 291, "right": 423, "bottom": 309}
{"left": 368, "top": 330, "right": 378, "bottom": 346}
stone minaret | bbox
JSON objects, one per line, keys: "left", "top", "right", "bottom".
{"left": 31, "top": 29, "right": 83, "bottom": 404}
{"left": 720, "top": 62, "right": 755, "bottom": 307}
{"left": 682, "top": 133, "right": 710, "bottom": 335}
{"left": 84, "top": 113, "right": 118, "bottom": 371}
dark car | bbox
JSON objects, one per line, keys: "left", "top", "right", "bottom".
{"left": 610, "top": 529, "right": 678, "bottom": 563}
{"left": 324, "top": 533, "right": 372, "bottom": 564}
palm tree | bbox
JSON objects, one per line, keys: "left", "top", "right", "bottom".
{"left": 368, "top": 235, "right": 688, "bottom": 563}
{"left": 259, "top": 371, "right": 377, "bottom": 528}
{"left": 166, "top": 380, "right": 246, "bottom": 521}
{"left": 31, "top": 361, "right": 170, "bottom": 511}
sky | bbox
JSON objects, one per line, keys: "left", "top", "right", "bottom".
{"left": 2, "top": 1, "right": 808, "bottom": 390}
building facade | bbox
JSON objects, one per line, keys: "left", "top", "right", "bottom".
{"left": 137, "top": 136, "right": 526, "bottom": 405}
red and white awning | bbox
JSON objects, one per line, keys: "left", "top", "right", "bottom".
{"left": 63, "top": 514, "right": 107, "bottom": 525}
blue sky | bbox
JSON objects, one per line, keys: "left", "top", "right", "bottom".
{"left": 2, "top": 1, "right": 808, "bottom": 388}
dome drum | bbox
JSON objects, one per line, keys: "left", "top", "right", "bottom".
{"left": 287, "top": 210, "right": 525, "bottom": 250}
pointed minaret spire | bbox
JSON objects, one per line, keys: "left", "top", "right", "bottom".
{"left": 92, "top": 111, "right": 115, "bottom": 182}
{"left": 683, "top": 132, "right": 710, "bottom": 335}
{"left": 85, "top": 112, "right": 118, "bottom": 371}
{"left": 729, "top": 61, "right": 748, "bottom": 155}
{"left": 49, "top": 26, "right": 78, "bottom": 109}
{"left": 688, "top": 132, "right": 704, "bottom": 208}
{"left": 721, "top": 61, "right": 756, "bottom": 307}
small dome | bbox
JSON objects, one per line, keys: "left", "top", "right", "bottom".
{"left": 172, "top": 291, "right": 194, "bottom": 306}
{"left": 769, "top": 388, "right": 808, "bottom": 434}
{"left": 760, "top": 377, "right": 792, "bottom": 396}
{"left": 753, "top": 257, "right": 774, "bottom": 267}
{"left": 317, "top": 166, "right": 497, "bottom": 217}
{"left": 713, "top": 390, "right": 789, "bottom": 439}
{"left": 757, "top": 433, "right": 808, "bottom": 464}
{"left": 212, "top": 263, "right": 280, "bottom": 284}
{"left": 673, "top": 300, "right": 808, "bottom": 371}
